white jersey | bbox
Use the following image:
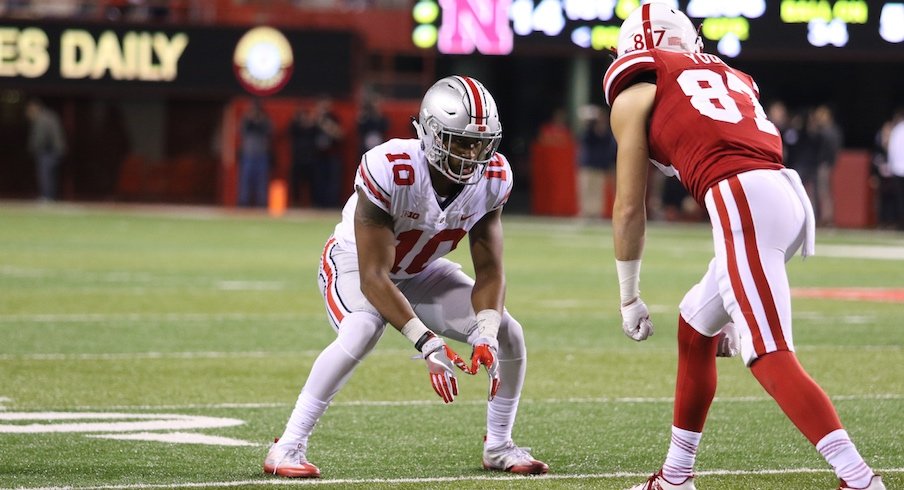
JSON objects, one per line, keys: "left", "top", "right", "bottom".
{"left": 331, "top": 138, "right": 513, "bottom": 280}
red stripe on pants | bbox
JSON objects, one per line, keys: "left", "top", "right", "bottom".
{"left": 726, "top": 177, "right": 788, "bottom": 351}
{"left": 712, "top": 182, "right": 767, "bottom": 356}
{"left": 321, "top": 238, "right": 345, "bottom": 324}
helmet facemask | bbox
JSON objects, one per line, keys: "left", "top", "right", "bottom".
{"left": 414, "top": 75, "right": 503, "bottom": 185}
{"left": 417, "top": 117, "right": 501, "bottom": 185}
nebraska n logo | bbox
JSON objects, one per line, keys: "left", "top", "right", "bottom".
{"left": 438, "top": 0, "right": 513, "bottom": 55}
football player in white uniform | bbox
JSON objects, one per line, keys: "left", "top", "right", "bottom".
{"left": 264, "top": 76, "right": 548, "bottom": 478}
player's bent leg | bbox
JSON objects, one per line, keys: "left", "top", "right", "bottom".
{"left": 403, "top": 266, "right": 548, "bottom": 475}
{"left": 751, "top": 351, "right": 879, "bottom": 488}
{"left": 494, "top": 312, "right": 527, "bottom": 399}
{"left": 669, "top": 266, "right": 729, "bottom": 485}
{"left": 266, "top": 311, "right": 385, "bottom": 478}
{"left": 489, "top": 314, "right": 525, "bottom": 441}
{"left": 481, "top": 314, "right": 548, "bottom": 475}
{"left": 751, "top": 351, "right": 842, "bottom": 444}
{"left": 673, "top": 315, "right": 719, "bottom": 432}
{"left": 645, "top": 317, "right": 720, "bottom": 486}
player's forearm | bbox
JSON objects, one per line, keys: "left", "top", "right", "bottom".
{"left": 359, "top": 273, "right": 417, "bottom": 330}
{"left": 471, "top": 274, "right": 505, "bottom": 314}
{"left": 613, "top": 202, "right": 646, "bottom": 261}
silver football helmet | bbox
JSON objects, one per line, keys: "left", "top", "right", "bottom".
{"left": 616, "top": 2, "right": 702, "bottom": 57}
{"left": 413, "top": 76, "right": 502, "bottom": 185}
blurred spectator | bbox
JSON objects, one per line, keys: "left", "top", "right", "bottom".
{"left": 791, "top": 107, "right": 823, "bottom": 224}
{"left": 887, "top": 108, "right": 904, "bottom": 230}
{"left": 357, "top": 92, "right": 389, "bottom": 157}
{"left": 767, "top": 100, "right": 802, "bottom": 165}
{"left": 537, "top": 107, "right": 572, "bottom": 147}
{"left": 311, "top": 96, "right": 344, "bottom": 208}
{"left": 25, "top": 98, "right": 67, "bottom": 202}
{"left": 812, "top": 105, "right": 843, "bottom": 226}
{"left": 238, "top": 99, "right": 272, "bottom": 207}
{"left": 576, "top": 105, "right": 616, "bottom": 220}
{"left": 289, "top": 105, "right": 317, "bottom": 207}
{"left": 871, "top": 118, "right": 896, "bottom": 228}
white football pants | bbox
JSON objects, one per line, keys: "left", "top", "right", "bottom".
{"left": 280, "top": 242, "right": 529, "bottom": 447}
{"left": 679, "top": 168, "right": 815, "bottom": 366}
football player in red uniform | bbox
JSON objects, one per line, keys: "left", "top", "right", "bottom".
{"left": 605, "top": 4, "right": 884, "bottom": 490}
{"left": 263, "top": 76, "right": 548, "bottom": 478}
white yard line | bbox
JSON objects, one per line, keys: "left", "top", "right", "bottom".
{"left": 0, "top": 351, "right": 327, "bottom": 361}
{"left": 1, "top": 342, "right": 900, "bottom": 362}
{"left": 19, "top": 393, "right": 894, "bottom": 412}
{"left": 0, "top": 313, "right": 306, "bottom": 323}
{"left": 6, "top": 467, "right": 904, "bottom": 490}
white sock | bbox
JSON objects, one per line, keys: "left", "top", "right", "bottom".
{"left": 817, "top": 429, "right": 874, "bottom": 488}
{"left": 662, "top": 426, "right": 702, "bottom": 483}
{"left": 279, "top": 390, "right": 329, "bottom": 446}
{"left": 485, "top": 395, "right": 519, "bottom": 448}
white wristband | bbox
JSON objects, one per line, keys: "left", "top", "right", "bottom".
{"left": 474, "top": 309, "right": 501, "bottom": 339}
{"left": 615, "top": 259, "right": 641, "bottom": 305}
{"left": 400, "top": 317, "right": 431, "bottom": 345}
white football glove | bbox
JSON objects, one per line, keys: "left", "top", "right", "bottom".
{"left": 418, "top": 336, "right": 468, "bottom": 404}
{"left": 715, "top": 322, "right": 741, "bottom": 357}
{"left": 620, "top": 298, "right": 654, "bottom": 341}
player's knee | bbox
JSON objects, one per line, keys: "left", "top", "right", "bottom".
{"left": 336, "top": 311, "right": 385, "bottom": 360}
{"left": 497, "top": 313, "right": 526, "bottom": 360}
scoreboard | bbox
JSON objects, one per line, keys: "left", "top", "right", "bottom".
{"left": 411, "top": 0, "right": 904, "bottom": 59}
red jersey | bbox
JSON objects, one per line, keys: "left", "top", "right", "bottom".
{"left": 604, "top": 49, "right": 784, "bottom": 204}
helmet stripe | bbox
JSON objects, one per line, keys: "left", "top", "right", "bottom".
{"left": 641, "top": 3, "right": 654, "bottom": 49}
{"left": 461, "top": 76, "right": 485, "bottom": 124}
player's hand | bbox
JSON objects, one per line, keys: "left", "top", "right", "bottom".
{"left": 420, "top": 336, "right": 468, "bottom": 404}
{"left": 620, "top": 297, "right": 654, "bottom": 341}
{"left": 716, "top": 322, "right": 740, "bottom": 357}
{"left": 469, "top": 337, "right": 500, "bottom": 401}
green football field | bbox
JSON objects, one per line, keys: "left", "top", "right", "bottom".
{"left": 0, "top": 203, "right": 901, "bottom": 489}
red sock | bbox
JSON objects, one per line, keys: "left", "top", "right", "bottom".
{"left": 750, "top": 351, "right": 843, "bottom": 445}
{"left": 673, "top": 315, "right": 719, "bottom": 432}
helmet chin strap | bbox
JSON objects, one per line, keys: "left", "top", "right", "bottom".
{"left": 412, "top": 118, "right": 426, "bottom": 141}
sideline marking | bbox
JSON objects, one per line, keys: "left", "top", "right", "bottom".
{"left": 792, "top": 287, "right": 904, "bottom": 303}
{"left": 87, "top": 432, "right": 261, "bottom": 447}
{"left": 818, "top": 244, "right": 904, "bottom": 260}
{"left": 0, "top": 312, "right": 306, "bottom": 323}
{"left": 5, "top": 467, "right": 903, "bottom": 489}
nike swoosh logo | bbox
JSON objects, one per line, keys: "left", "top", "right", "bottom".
{"left": 462, "top": 213, "right": 476, "bottom": 221}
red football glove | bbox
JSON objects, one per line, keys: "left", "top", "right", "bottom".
{"left": 420, "top": 336, "right": 468, "bottom": 403}
{"left": 469, "top": 338, "right": 500, "bottom": 401}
